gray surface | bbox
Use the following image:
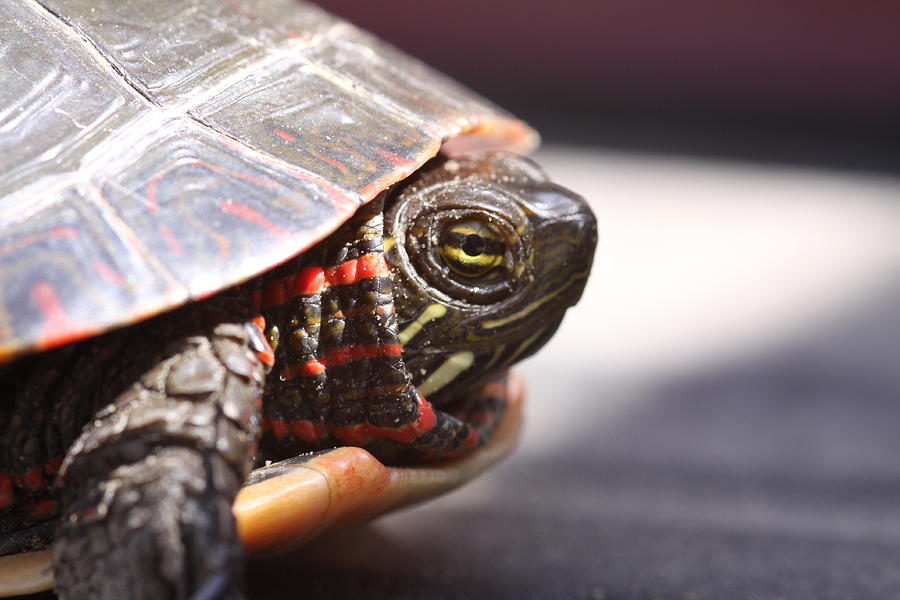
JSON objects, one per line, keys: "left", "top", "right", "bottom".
{"left": 247, "top": 146, "right": 900, "bottom": 599}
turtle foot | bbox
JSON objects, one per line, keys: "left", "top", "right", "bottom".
{"left": 51, "top": 294, "right": 267, "bottom": 599}
{"left": 53, "top": 446, "right": 247, "bottom": 600}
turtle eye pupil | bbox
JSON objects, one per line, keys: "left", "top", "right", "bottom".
{"left": 439, "top": 219, "right": 506, "bottom": 278}
{"left": 461, "top": 234, "right": 485, "bottom": 256}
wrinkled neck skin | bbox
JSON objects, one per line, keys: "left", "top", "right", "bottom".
{"left": 257, "top": 152, "right": 596, "bottom": 462}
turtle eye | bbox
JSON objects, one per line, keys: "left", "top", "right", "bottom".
{"left": 440, "top": 220, "right": 506, "bottom": 278}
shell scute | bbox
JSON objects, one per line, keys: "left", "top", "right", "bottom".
{"left": 191, "top": 56, "right": 436, "bottom": 194}
{"left": 38, "top": 0, "right": 343, "bottom": 106}
{"left": 0, "top": 0, "right": 536, "bottom": 360}
{"left": 97, "top": 120, "right": 353, "bottom": 300}
{"left": 0, "top": 1, "right": 145, "bottom": 199}
{"left": 0, "top": 184, "right": 172, "bottom": 361}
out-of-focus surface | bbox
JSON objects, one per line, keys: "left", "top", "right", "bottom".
{"left": 247, "top": 144, "right": 900, "bottom": 599}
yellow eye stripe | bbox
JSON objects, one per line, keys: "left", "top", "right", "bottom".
{"left": 440, "top": 244, "right": 504, "bottom": 270}
{"left": 440, "top": 220, "right": 507, "bottom": 277}
{"left": 446, "top": 223, "right": 493, "bottom": 238}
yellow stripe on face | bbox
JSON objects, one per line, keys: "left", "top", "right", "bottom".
{"left": 505, "top": 326, "right": 548, "bottom": 365}
{"left": 399, "top": 303, "right": 447, "bottom": 346}
{"left": 481, "top": 268, "right": 591, "bottom": 330}
{"left": 418, "top": 351, "right": 475, "bottom": 396}
{"left": 481, "top": 344, "right": 507, "bottom": 372}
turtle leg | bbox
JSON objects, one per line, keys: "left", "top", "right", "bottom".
{"left": 52, "top": 294, "right": 268, "bottom": 600}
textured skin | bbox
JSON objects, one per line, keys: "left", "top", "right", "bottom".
{"left": 0, "top": 293, "right": 265, "bottom": 555}
{"left": 258, "top": 195, "right": 485, "bottom": 462}
{"left": 52, "top": 295, "right": 265, "bottom": 599}
{"left": 0, "top": 0, "right": 534, "bottom": 362}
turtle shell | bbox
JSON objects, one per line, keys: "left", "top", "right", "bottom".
{"left": 0, "top": 0, "right": 535, "bottom": 363}
{"left": 0, "top": 0, "right": 539, "bottom": 595}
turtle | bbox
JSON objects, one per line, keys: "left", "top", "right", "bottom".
{"left": 0, "top": 0, "right": 597, "bottom": 598}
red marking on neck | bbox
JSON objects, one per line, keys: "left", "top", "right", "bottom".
{"left": 325, "top": 254, "right": 389, "bottom": 286}
{"left": 324, "top": 343, "right": 401, "bottom": 367}
{"left": 266, "top": 418, "right": 288, "bottom": 439}
{"left": 261, "top": 254, "right": 390, "bottom": 310}
{"left": 294, "top": 266, "right": 326, "bottom": 296}
{"left": 247, "top": 315, "right": 275, "bottom": 366}
{"left": 333, "top": 393, "right": 438, "bottom": 446}
{"left": 261, "top": 417, "right": 328, "bottom": 442}
{"left": 281, "top": 343, "right": 401, "bottom": 380}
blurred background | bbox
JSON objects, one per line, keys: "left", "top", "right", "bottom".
{"left": 250, "top": 2, "right": 900, "bottom": 598}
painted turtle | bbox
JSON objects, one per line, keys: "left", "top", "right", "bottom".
{"left": 0, "top": 0, "right": 596, "bottom": 598}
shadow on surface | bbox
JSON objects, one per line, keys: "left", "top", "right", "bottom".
{"left": 247, "top": 283, "right": 900, "bottom": 599}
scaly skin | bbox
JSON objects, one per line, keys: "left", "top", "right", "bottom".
{"left": 0, "top": 154, "right": 596, "bottom": 599}
{"left": 53, "top": 294, "right": 265, "bottom": 599}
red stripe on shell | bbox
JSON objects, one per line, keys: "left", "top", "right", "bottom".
{"left": 374, "top": 148, "right": 417, "bottom": 168}
{"left": 92, "top": 260, "right": 127, "bottom": 287}
{"left": 32, "top": 282, "right": 82, "bottom": 350}
{"left": 310, "top": 149, "right": 349, "bottom": 174}
{"left": 158, "top": 224, "right": 184, "bottom": 256}
{"left": 272, "top": 128, "right": 296, "bottom": 143}
{"left": 220, "top": 200, "right": 289, "bottom": 240}
{"left": 49, "top": 227, "right": 79, "bottom": 239}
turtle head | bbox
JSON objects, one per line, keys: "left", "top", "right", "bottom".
{"left": 384, "top": 153, "right": 597, "bottom": 408}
